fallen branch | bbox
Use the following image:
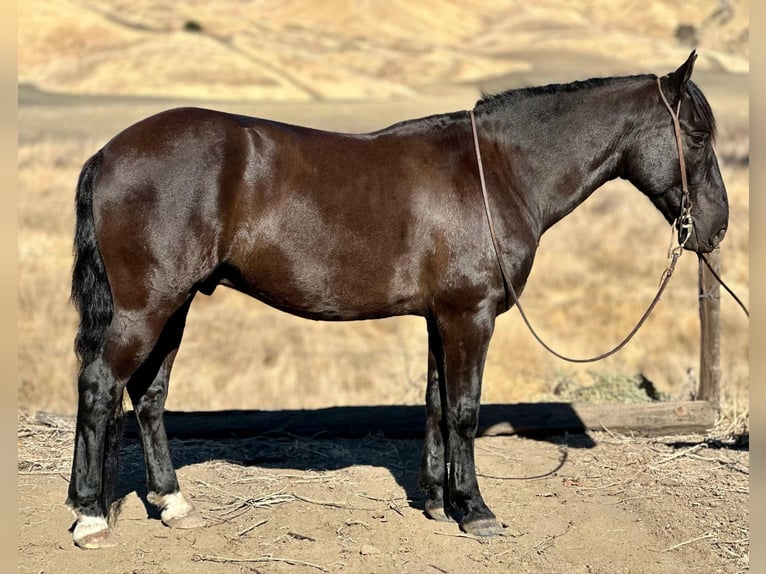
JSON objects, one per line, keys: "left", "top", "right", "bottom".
{"left": 433, "top": 531, "right": 487, "bottom": 544}
{"left": 663, "top": 532, "right": 715, "bottom": 552}
{"left": 236, "top": 519, "right": 267, "bottom": 537}
{"left": 292, "top": 493, "right": 347, "bottom": 508}
{"left": 193, "top": 553, "right": 328, "bottom": 572}
{"left": 532, "top": 521, "right": 574, "bottom": 555}
{"left": 653, "top": 444, "right": 706, "bottom": 466}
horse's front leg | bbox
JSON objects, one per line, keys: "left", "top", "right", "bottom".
{"left": 437, "top": 306, "right": 503, "bottom": 536}
{"left": 419, "top": 317, "right": 452, "bottom": 522}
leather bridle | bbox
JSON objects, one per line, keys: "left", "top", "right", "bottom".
{"left": 656, "top": 76, "right": 694, "bottom": 248}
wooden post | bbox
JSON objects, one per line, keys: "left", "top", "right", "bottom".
{"left": 698, "top": 248, "right": 721, "bottom": 411}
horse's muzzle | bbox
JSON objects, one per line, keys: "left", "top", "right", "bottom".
{"left": 688, "top": 225, "right": 726, "bottom": 253}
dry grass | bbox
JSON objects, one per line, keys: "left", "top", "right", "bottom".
{"left": 17, "top": 1, "right": 749, "bottom": 424}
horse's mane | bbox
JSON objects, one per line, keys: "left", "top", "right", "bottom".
{"left": 476, "top": 74, "right": 716, "bottom": 139}
{"left": 475, "top": 75, "right": 652, "bottom": 109}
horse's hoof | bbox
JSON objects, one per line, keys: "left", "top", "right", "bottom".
{"left": 75, "top": 528, "right": 118, "bottom": 549}
{"left": 424, "top": 500, "right": 454, "bottom": 522}
{"left": 72, "top": 516, "right": 118, "bottom": 549}
{"left": 460, "top": 517, "right": 505, "bottom": 537}
{"left": 149, "top": 491, "right": 205, "bottom": 529}
{"left": 162, "top": 508, "right": 205, "bottom": 529}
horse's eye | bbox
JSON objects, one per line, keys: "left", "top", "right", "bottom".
{"left": 689, "top": 132, "right": 708, "bottom": 148}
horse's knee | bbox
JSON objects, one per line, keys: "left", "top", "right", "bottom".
{"left": 448, "top": 403, "right": 479, "bottom": 439}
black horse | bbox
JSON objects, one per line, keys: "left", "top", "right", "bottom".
{"left": 67, "top": 52, "right": 727, "bottom": 548}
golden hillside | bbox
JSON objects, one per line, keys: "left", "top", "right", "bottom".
{"left": 19, "top": 0, "right": 748, "bottom": 101}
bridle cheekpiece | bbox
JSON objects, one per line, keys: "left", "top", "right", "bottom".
{"left": 656, "top": 76, "right": 694, "bottom": 250}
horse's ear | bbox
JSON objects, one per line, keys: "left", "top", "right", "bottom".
{"left": 663, "top": 50, "right": 697, "bottom": 104}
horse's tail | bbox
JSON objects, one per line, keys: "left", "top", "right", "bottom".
{"left": 71, "top": 150, "right": 123, "bottom": 520}
{"left": 72, "top": 150, "right": 110, "bottom": 365}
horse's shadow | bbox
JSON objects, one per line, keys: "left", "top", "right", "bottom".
{"left": 116, "top": 403, "right": 597, "bottom": 519}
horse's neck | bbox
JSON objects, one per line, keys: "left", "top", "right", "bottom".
{"left": 482, "top": 87, "right": 636, "bottom": 237}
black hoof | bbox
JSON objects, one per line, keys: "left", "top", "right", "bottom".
{"left": 460, "top": 517, "right": 504, "bottom": 537}
{"left": 424, "top": 499, "right": 455, "bottom": 522}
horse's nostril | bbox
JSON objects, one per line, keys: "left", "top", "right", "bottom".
{"left": 712, "top": 227, "right": 727, "bottom": 247}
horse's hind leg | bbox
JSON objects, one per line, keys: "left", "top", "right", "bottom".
{"left": 126, "top": 298, "right": 204, "bottom": 530}
{"left": 68, "top": 299, "right": 192, "bottom": 548}
{"left": 419, "top": 317, "right": 452, "bottom": 522}
{"left": 67, "top": 354, "right": 126, "bottom": 548}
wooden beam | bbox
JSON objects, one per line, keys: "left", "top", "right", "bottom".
{"left": 122, "top": 401, "right": 717, "bottom": 440}
{"left": 698, "top": 249, "right": 721, "bottom": 410}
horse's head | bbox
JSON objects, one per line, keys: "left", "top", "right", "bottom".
{"left": 624, "top": 51, "right": 728, "bottom": 253}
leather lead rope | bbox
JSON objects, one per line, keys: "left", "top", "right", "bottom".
{"left": 468, "top": 76, "right": 688, "bottom": 364}
{"left": 699, "top": 253, "right": 750, "bottom": 318}
{"left": 469, "top": 107, "right": 511, "bottom": 312}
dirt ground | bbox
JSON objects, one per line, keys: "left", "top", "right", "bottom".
{"left": 17, "top": 410, "right": 748, "bottom": 574}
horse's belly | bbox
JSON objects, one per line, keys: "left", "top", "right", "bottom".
{"left": 224, "top": 242, "right": 422, "bottom": 321}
